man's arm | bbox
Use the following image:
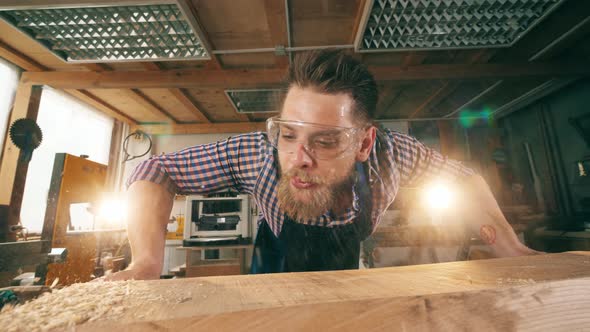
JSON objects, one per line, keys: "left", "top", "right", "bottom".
{"left": 104, "top": 181, "right": 173, "bottom": 281}
{"left": 384, "top": 129, "right": 539, "bottom": 257}
{"left": 459, "top": 174, "right": 542, "bottom": 257}
{"left": 101, "top": 133, "right": 265, "bottom": 281}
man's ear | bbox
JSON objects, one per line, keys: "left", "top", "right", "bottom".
{"left": 356, "top": 126, "right": 376, "bottom": 162}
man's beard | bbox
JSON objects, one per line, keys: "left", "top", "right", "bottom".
{"left": 277, "top": 164, "right": 355, "bottom": 222}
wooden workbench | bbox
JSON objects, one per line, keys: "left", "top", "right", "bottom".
{"left": 3, "top": 252, "right": 590, "bottom": 331}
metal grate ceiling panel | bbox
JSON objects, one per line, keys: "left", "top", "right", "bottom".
{"left": 355, "top": 0, "right": 565, "bottom": 52}
{"left": 226, "top": 89, "right": 286, "bottom": 114}
{"left": 0, "top": 4, "right": 209, "bottom": 62}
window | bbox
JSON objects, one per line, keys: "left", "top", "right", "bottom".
{"left": 20, "top": 87, "right": 114, "bottom": 233}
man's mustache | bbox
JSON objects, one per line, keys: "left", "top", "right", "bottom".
{"left": 282, "top": 169, "right": 327, "bottom": 185}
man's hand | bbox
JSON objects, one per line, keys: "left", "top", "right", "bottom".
{"left": 96, "top": 263, "right": 161, "bottom": 282}
{"left": 96, "top": 181, "right": 174, "bottom": 282}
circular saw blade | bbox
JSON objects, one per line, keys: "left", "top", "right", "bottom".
{"left": 9, "top": 118, "right": 43, "bottom": 150}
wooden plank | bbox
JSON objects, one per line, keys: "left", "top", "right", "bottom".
{"left": 0, "top": 84, "right": 42, "bottom": 242}
{"left": 21, "top": 68, "right": 286, "bottom": 89}
{"left": 85, "top": 62, "right": 177, "bottom": 123}
{"left": 104, "top": 120, "right": 125, "bottom": 192}
{"left": 140, "top": 62, "right": 211, "bottom": 123}
{"left": 263, "top": 0, "right": 290, "bottom": 68}
{"left": 401, "top": 52, "right": 429, "bottom": 67}
{"left": 63, "top": 89, "right": 137, "bottom": 125}
{"left": 21, "top": 62, "right": 590, "bottom": 89}
{"left": 0, "top": 39, "right": 46, "bottom": 71}
{"left": 135, "top": 122, "right": 266, "bottom": 135}
{"left": 167, "top": 89, "right": 211, "bottom": 123}
{"left": 4, "top": 252, "right": 590, "bottom": 331}
{"left": 0, "top": 84, "right": 40, "bottom": 205}
{"left": 97, "top": 276, "right": 590, "bottom": 331}
{"left": 350, "top": 0, "right": 367, "bottom": 44}
{"left": 410, "top": 50, "right": 495, "bottom": 118}
{"left": 127, "top": 89, "right": 178, "bottom": 123}
{"left": 0, "top": 40, "right": 138, "bottom": 125}
{"left": 291, "top": 0, "right": 361, "bottom": 46}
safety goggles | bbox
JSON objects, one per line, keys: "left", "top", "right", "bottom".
{"left": 266, "top": 116, "right": 365, "bottom": 160}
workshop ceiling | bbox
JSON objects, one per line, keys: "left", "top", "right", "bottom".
{"left": 0, "top": 0, "right": 589, "bottom": 134}
{"left": 355, "top": 0, "right": 566, "bottom": 52}
{"left": 0, "top": 3, "right": 209, "bottom": 62}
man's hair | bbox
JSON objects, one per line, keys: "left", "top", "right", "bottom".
{"left": 286, "top": 49, "right": 378, "bottom": 125}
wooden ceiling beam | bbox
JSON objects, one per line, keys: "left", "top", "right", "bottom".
{"left": 409, "top": 50, "right": 496, "bottom": 118}
{"left": 127, "top": 89, "right": 179, "bottom": 123}
{"left": 135, "top": 121, "right": 266, "bottom": 135}
{"left": 140, "top": 62, "right": 211, "bottom": 123}
{"left": 0, "top": 39, "right": 47, "bottom": 71}
{"left": 439, "top": 1, "right": 590, "bottom": 118}
{"left": 0, "top": 39, "right": 139, "bottom": 125}
{"left": 21, "top": 68, "right": 286, "bottom": 89}
{"left": 21, "top": 62, "right": 590, "bottom": 89}
{"left": 401, "top": 52, "right": 429, "bottom": 68}
{"left": 263, "top": 0, "right": 290, "bottom": 68}
{"left": 168, "top": 89, "right": 211, "bottom": 123}
{"left": 63, "top": 89, "right": 138, "bottom": 125}
{"left": 370, "top": 62, "right": 590, "bottom": 82}
{"left": 350, "top": 0, "right": 367, "bottom": 44}
{"left": 83, "top": 63, "right": 112, "bottom": 71}
{"left": 84, "top": 62, "right": 177, "bottom": 123}
{"left": 445, "top": 1, "right": 590, "bottom": 117}
{"left": 142, "top": 62, "right": 211, "bottom": 122}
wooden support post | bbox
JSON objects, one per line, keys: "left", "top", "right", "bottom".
{"left": 104, "top": 120, "right": 126, "bottom": 193}
{"left": 0, "top": 83, "right": 42, "bottom": 242}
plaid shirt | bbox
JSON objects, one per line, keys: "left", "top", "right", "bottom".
{"left": 127, "top": 129, "right": 474, "bottom": 237}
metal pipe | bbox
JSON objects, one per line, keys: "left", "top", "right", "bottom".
{"left": 211, "top": 44, "right": 354, "bottom": 55}
{"left": 289, "top": 45, "right": 354, "bottom": 52}
{"left": 211, "top": 48, "right": 275, "bottom": 55}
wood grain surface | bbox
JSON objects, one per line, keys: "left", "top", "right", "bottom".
{"left": 4, "top": 252, "right": 590, "bottom": 331}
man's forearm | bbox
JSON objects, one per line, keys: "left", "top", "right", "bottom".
{"left": 126, "top": 180, "right": 174, "bottom": 278}
{"left": 459, "top": 175, "right": 538, "bottom": 257}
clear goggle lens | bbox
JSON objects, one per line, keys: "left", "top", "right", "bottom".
{"left": 266, "top": 117, "right": 362, "bottom": 160}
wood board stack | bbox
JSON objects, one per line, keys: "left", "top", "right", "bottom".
{"left": 1, "top": 252, "right": 589, "bottom": 331}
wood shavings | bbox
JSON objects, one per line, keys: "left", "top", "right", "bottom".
{"left": 0, "top": 280, "right": 180, "bottom": 332}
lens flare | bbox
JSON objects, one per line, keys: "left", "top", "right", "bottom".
{"left": 459, "top": 108, "right": 492, "bottom": 128}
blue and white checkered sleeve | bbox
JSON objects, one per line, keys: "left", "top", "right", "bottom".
{"left": 126, "top": 132, "right": 267, "bottom": 195}
{"left": 385, "top": 129, "right": 475, "bottom": 187}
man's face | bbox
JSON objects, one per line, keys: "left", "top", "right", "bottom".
{"left": 276, "top": 86, "right": 373, "bottom": 221}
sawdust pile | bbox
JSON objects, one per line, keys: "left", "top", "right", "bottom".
{"left": 0, "top": 280, "right": 180, "bottom": 332}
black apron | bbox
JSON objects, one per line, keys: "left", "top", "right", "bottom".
{"left": 250, "top": 162, "right": 373, "bottom": 273}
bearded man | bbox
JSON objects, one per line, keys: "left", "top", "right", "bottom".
{"left": 105, "top": 50, "right": 538, "bottom": 280}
